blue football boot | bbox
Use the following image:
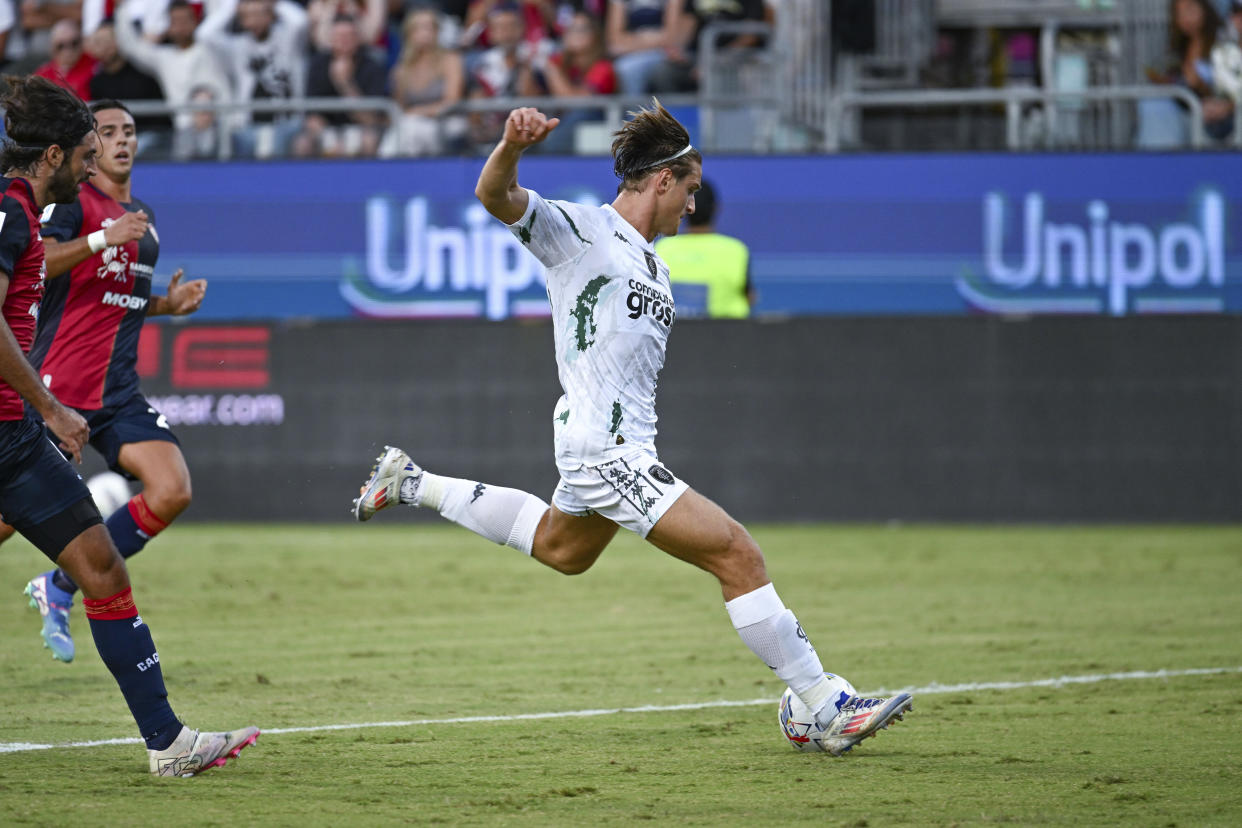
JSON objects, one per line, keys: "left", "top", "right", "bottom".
{"left": 24, "top": 571, "right": 75, "bottom": 663}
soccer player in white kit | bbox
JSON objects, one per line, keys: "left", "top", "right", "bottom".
{"left": 353, "top": 102, "right": 913, "bottom": 756}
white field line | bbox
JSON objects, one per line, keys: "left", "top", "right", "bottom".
{"left": 2, "top": 665, "right": 1238, "bottom": 755}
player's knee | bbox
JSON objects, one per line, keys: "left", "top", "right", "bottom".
{"left": 168, "top": 482, "right": 192, "bottom": 516}
{"left": 718, "top": 520, "right": 767, "bottom": 580}
{"left": 550, "top": 553, "right": 596, "bottom": 576}
{"left": 540, "top": 544, "right": 598, "bottom": 576}
{"left": 149, "top": 479, "right": 192, "bottom": 519}
{"left": 534, "top": 534, "right": 602, "bottom": 576}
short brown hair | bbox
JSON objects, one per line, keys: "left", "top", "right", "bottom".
{"left": 611, "top": 99, "right": 701, "bottom": 192}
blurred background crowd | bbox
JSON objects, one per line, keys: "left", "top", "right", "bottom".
{"left": 0, "top": 0, "right": 1238, "bottom": 160}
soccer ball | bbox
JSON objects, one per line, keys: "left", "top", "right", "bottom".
{"left": 777, "top": 673, "right": 857, "bottom": 753}
{"left": 87, "top": 471, "right": 132, "bottom": 519}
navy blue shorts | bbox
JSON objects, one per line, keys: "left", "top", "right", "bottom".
{"left": 82, "top": 393, "right": 180, "bottom": 479}
{"left": 0, "top": 415, "right": 102, "bottom": 559}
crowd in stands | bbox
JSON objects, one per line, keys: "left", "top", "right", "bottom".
{"left": 0, "top": 0, "right": 772, "bottom": 159}
{"left": 1137, "top": 0, "right": 1242, "bottom": 147}
{"left": 4, "top": 1, "right": 1237, "bottom": 158}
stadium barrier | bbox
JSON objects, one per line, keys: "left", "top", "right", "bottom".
{"left": 129, "top": 151, "right": 1242, "bottom": 321}
{"left": 124, "top": 315, "right": 1242, "bottom": 524}
{"left": 123, "top": 80, "right": 1222, "bottom": 159}
{"left": 826, "top": 85, "right": 1208, "bottom": 151}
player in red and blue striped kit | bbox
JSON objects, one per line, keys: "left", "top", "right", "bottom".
{"left": 0, "top": 78, "right": 254, "bottom": 775}
{"left": 11, "top": 100, "right": 207, "bottom": 666}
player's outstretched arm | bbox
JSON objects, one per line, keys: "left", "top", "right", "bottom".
{"left": 475, "top": 107, "right": 560, "bottom": 225}
{"left": 0, "top": 272, "right": 87, "bottom": 461}
{"left": 43, "top": 210, "right": 149, "bottom": 279}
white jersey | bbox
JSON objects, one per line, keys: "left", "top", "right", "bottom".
{"left": 507, "top": 188, "right": 676, "bottom": 469}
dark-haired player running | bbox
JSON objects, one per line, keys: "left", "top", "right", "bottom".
{"left": 0, "top": 75, "right": 254, "bottom": 776}
{"left": 12, "top": 99, "right": 206, "bottom": 665}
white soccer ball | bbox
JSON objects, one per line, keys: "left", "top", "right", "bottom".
{"left": 777, "top": 673, "right": 857, "bottom": 753}
{"left": 87, "top": 471, "right": 132, "bottom": 519}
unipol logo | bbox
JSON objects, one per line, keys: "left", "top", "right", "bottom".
{"left": 341, "top": 196, "right": 550, "bottom": 320}
{"left": 958, "top": 190, "right": 1225, "bottom": 315}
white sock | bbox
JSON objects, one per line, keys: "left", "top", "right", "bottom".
{"left": 726, "top": 583, "right": 838, "bottom": 723}
{"left": 403, "top": 472, "right": 546, "bottom": 555}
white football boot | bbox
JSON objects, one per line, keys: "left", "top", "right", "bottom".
{"left": 819, "top": 693, "right": 913, "bottom": 756}
{"left": 149, "top": 725, "right": 260, "bottom": 777}
{"left": 353, "top": 445, "right": 421, "bottom": 521}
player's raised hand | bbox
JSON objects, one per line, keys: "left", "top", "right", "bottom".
{"left": 43, "top": 403, "right": 88, "bottom": 464}
{"left": 104, "top": 210, "right": 149, "bottom": 246}
{"left": 503, "top": 107, "right": 559, "bottom": 148}
{"left": 164, "top": 269, "right": 207, "bottom": 315}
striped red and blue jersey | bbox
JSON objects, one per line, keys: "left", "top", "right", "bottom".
{"left": 28, "top": 182, "right": 160, "bottom": 411}
{"left": 0, "top": 177, "right": 47, "bottom": 421}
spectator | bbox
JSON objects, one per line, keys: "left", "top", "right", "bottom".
{"left": 646, "top": 0, "right": 766, "bottom": 94}
{"left": 1139, "top": 0, "right": 1242, "bottom": 146}
{"left": 294, "top": 12, "right": 387, "bottom": 157}
{"left": 198, "top": 0, "right": 309, "bottom": 157}
{"left": 87, "top": 21, "right": 170, "bottom": 154}
{"left": 384, "top": 6, "right": 465, "bottom": 157}
{"left": 1231, "top": 0, "right": 1242, "bottom": 39}
{"left": 172, "top": 83, "right": 225, "bottom": 158}
{"left": 539, "top": 10, "right": 615, "bottom": 97}
{"left": 461, "top": 0, "right": 555, "bottom": 52}
{"left": 654, "top": 179, "right": 754, "bottom": 319}
{"left": 306, "top": 0, "right": 384, "bottom": 52}
{"left": 467, "top": 2, "right": 534, "bottom": 145}
{"left": 34, "top": 19, "right": 97, "bottom": 100}
{"left": 604, "top": 0, "right": 678, "bottom": 94}
{"left": 529, "top": 9, "right": 615, "bottom": 153}
{"left": 115, "top": 0, "right": 233, "bottom": 134}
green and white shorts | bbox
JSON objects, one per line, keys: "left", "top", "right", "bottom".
{"left": 551, "top": 450, "right": 689, "bottom": 538}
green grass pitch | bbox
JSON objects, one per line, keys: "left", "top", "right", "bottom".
{"left": 1, "top": 523, "right": 1240, "bottom": 826}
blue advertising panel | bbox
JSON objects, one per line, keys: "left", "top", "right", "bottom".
{"left": 132, "top": 153, "right": 1242, "bottom": 319}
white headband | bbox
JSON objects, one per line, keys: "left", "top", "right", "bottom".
{"left": 646, "top": 144, "right": 695, "bottom": 169}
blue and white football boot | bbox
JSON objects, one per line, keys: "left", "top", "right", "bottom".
{"left": 819, "top": 693, "right": 913, "bottom": 756}
{"left": 24, "top": 571, "right": 75, "bottom": 663}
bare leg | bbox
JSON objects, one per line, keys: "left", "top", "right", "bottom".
{"left": 645, "top": 488, "right": 768, "bottom": 600}
{"left": 118, "top": 440, "right": 192, "bottom": 523}
{"left": 530, "top": 507, "right": 620, "bottom": 575}
{"left": 645, "top": 488, "right": 840, "bottom": 721}
{"left": 54, "top": 523, "right": 129, "bottom": 599}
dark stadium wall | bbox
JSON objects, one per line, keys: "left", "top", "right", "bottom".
{"left": 133, "top": 316, "right": 1242, "bottom": 523}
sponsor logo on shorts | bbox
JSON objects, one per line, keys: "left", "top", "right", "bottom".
{"left": 648, "top": 465, "right": 674, "bottom": 485}
{"left": 603, "top": 464, "right": 656, "bottom": 516}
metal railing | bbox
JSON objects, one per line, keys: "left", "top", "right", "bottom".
{"left": 124, "top": 97, "right": 402, "bottom": 159}
{"left": 434, "top": 93, "right": 701, "bottom": 152}
{"left": 114, "top": 85, "right": 1219, "bottom": 158}
{"left": 775, "top": 0, "right": 831, "bottom": 147}
{"left": 826, "top": 84, "right": 1207, "bottom": 151}
{"left": 697, "top": 21, "right": 781, "bottom": 151}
